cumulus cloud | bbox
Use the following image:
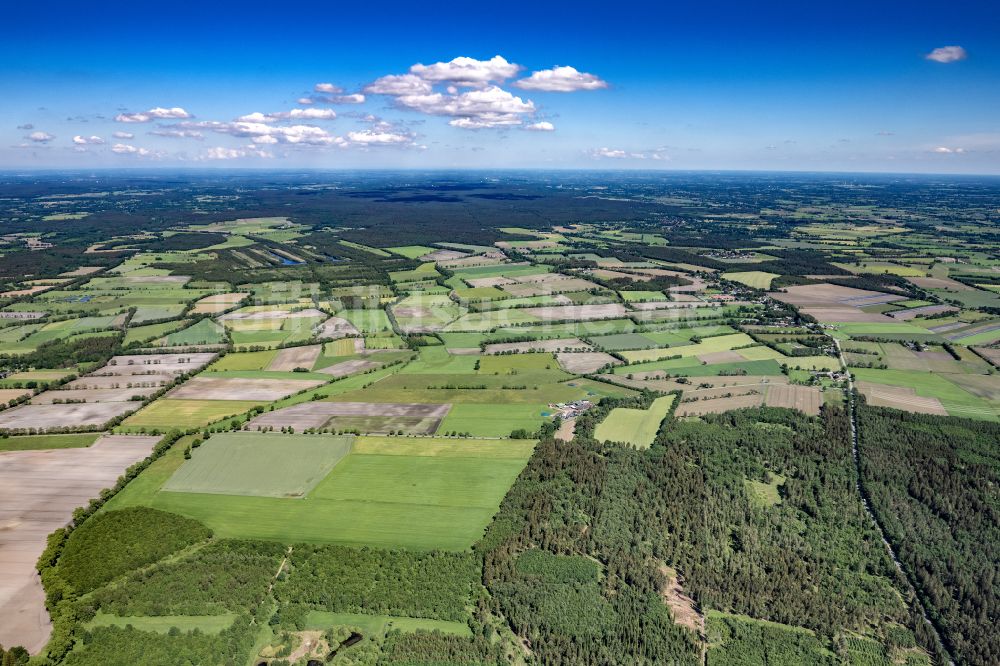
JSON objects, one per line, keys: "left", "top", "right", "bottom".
{"left": 926, "top": 46, "right": 967, "bottom": 63}
{"left": 590, "top": 147, "right": 668, "bottom": 160}
{"left": 410, "top": 55, "right": 521, "bottom": 87}
{"left": 202, "top": 145, "right": 274, "bottom": 160}
{"left": 932, "top": 146, "right": 965, "bottom": 154}
{"left": 365, "top": 73, "right": 434, "bottom": 96}
{"left": 111, "top": 143, "right": 152, "bottom": 156}
{"left": 236, "top": 109, "right": 337, "bottom": 122}
{"left": 524, "top": 121, "right": 555, "bottom": 131}
{"left": 172, "top": 120, "right": 346, "bottom": 146}
{"left": 26, "top": 131, "right": 54, "bottom": 143}
{"left": 72, "top": 135, "right": 105, "bottom": 145}
{"left": 314, "top": 83, "right": 343, "bottom": 94}
{"left": 115, "top": 107, "right": 192, "bottom": 123}
{"left": 515, "top": 66, "right": 608, "bottom": 92}
{"left": 113, "top": 131, "right": 134, "bottom": 139}
{"left": 394, "top": 86, "right": 536, "bottom": 129}
{"left": 346, "top": 130, "right": 414, "bottom": 145}
{"left": 150, "top": 128, "right": 203, "bottom": 139}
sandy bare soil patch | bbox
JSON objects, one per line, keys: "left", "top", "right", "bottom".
{"left": 770, "top": 283, "right": 906, "bottom": 306}
{"left": 420, "top": 249, "right": 468, "bottom": 262}
{"left": 0, "top": 435, "right": 159, "bottom": 653}
{"left": 973, "top": 346, "right": 1000, "bottom": 367}
{"left": 856, "top": 381, "right": 948, "bottom": 415}
{"left": 888, "top": 304, "right": 957, "bottom": 320}
{"left": 316, "top": 359, "right": 381, "bottom": 378}
{"left": 191, "top": 293, "right": 247, "bottom": 314}
{"left": 101, "top": 353, "right": 217, "bottom": 375}
{"left": 555, "top": 417, "right": 576, "bottom": 442}
{"left": 659, "top": 565, "right": 704, "bottom": 635}
{"left": 0, "top": 311, "right": 46, "bottom": 320}
{"left": 314, "top": 316, "right": 361, "bottom": 339}
{"left": 589, "top": 268, "right": 654, "bottom": 282}
{"left": 447, "top": 348, "right": 481, "bottom": 355}
{"left": 908, "top": 276, "right": 971, "bottom": 291}
{"left": 122, "top": 275, "right": 190, "bottom": 284}
{"left": 676, "top": 392, "right": 763, "bottom": 416}
{"left": 523, "top": 303, "right": 626, "bottom": 321}
{"left": 485, "top": 337, "right": 592, "bottom": 355}
{"left": 0, "top": 389, "right": 31, "bottom": 403}
{"left": 31, "top": 386, "right": 157, "bottom": 404}
{"left": 764, "top": 385, "right": 822, "bottom": 415}
{"left": 58, "top": 266, "right": 103, "bottom": 277}
{"left": 0, "top": 286, "right": 51, "bottom": 298}
{"left": 169, "top": 376, "right": 323, "bottom": 401}
{"left": 248, "top": 401, "right": 450, "bottom": 433}
{"left": 63, "top": 373, "right": 176, "bottom": 390}
{"left": 220, "top": 308, "right": 325, "bottom": 321}
{"left": 268, "top": 345, "right": 322, "bottom": 371}
{"left": 697, "top": 350, "right": 744, "bottom": 364}
{"left": 556, "top": 352, "right": 622, "bottom": 374}
{"left": 801, "top": 307, "right": 896, "bottom": 323}
{"left": 465, "top": 276, "right": 517, "bottom": 288}
{"left": 0, "top": 402, "right": 138, "bottom": 430}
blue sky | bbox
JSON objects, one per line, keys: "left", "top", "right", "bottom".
{"left": 2, "top": 1, "right": 999, "bottom": 172}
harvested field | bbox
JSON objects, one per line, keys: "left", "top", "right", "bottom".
{"left": 316, "top": 359, "right": 381, "bottom": 377}
{"left": 190, "top": 292, "right": 246, "bottom": 314}
{"left": 0, "top": 388, "right": 31, "bottom": 403}
{"left": 31, "top": 386, "right": 158, "bottom": 403}
{"left": 856, "top": 381, "right": 948, "bottom": 415}
{"left": 220, "top": 307, "right": 325, "bottom": 321}
{"left": 168, "top": 376, "right": 324, "bottom": 401}
{"left": 764, "top": 385, "right": 822, "bottom": 413}
{"left": 523, "top": 303, "right": 626, "bottom": 321}
{"left": 589, "top": 268, "right": 654, "bottom": 282}
{"left": 268, "top": 344, "right": 322, "bottom": 371}
{"left": 676, "top": 392, "right": 763, "bottom": 416}
{"left": 556, "top": 352, "right": 622, "bottom": 374}
{"left": 801, "top": 306, "right": 896, "bottom": 323}
{"left": 888, "top": 304, "right": 958, "bottom": 320}
{"left": 0, "top": 434, "right": 159, "bottom": 653}
{"left": 101, "top": 353, "right": 217, "bottom": 375}
{"left": 697, "top": 351, "right": 744, "bottom": 364}
{"left": 465, "top": 276, "right": 516, "bottom": 288}
{"left": 973, "top": 346, "right": 1000, "bottom": 367}
{"left": 770, "top": 283, "right": 906, "bottom": 306}
{"left": 0, "top": 402, "right": 137, "bottom": 430}
{"left": 248, "top": 401, "right": 451, "bottom": 434}
{"left": 313, "top": 316, "right": 360, "bottom": 339}
{"left": 63, "top": 373, "right": 175, "bottom": 390}
{"left": 484, "top": 337, "right": 592, "bottom": 355}
{"left": 420, "top": 249, "right": 467, "bottom": 262}
{"left": 908, "top": 276, "right": 971, "bottom": 291}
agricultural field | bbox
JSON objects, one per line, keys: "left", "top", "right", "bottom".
{"left": 1, "top": 172, "right": 997, "bottom": 666}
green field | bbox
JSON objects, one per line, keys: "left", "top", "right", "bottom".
{"left": 162, "top": 432, "right": 353, "bottom": 497}
{"left": 852, "top": 368, "right": 998, "bottom": 421}
{"left": 140, "top": 435, "right": 535, "bottom": 550}
{"left": 620, "top": 332, "right": 755, "bottom": 363}
{"left": 438, "top": 403, "right": 549, "bottom": 437}
{"left": 0, "top": 433, "right": 100, "bottom": 452}
{"left": 87, "top": 612, "right": 236, "bottom": 634}
{"left": 160, "top": 318, "right": 227, "bottom": 345}
{"left": 593, "top": 395, "right": 676, "bottom": 448}
{"left": 121, "top": 399, "right": 261, "bottom": 429}
{"left": 208, "top": 349, "right": 277, "bottom": 370}
{"left": 304, "top": 610, "right": 471, "bottom": 636}
{"left": 386, "top": 245, "right": 437, "bottom": 259}
{"left": 721, "top": 271, "right": 780, "bottom": 289}
{"left": 339, "top": 308, "right": 392, "bottom": 333}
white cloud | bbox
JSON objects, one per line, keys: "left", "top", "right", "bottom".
{"left": 182, "top": 120, "right": 344, "bottom": 146}
{"left": 410, "top": 55, "right": 521, "bottom": 87}
{"left": 113, "top": 131, "right": 134, "bottom": 139}
{"left": 346, "top": 130, "right": 413, "bottom": 145}
{"left": 926, "top": 46, "right": 967, "bottom": 63}
{"left": 395, "top": 86, "right": 535, "bottom": 129}
{"left": 590, "top": 147, "right": 668, "bottom": 160}
{"left": 331, "top": 93, "right": 365, "bottom": 104}
{"left": 236, "top": 112, "right": 272, "bottom": 123}
{"left": 932, "top": 146, "right": 965, "bottom": 154}
{"left": 27, "top": 131, "right": 54, "bottom": 143}
{"left": 297, "top": 97, "right": 315, "bottom": 105}
{"left": 284, "top": 108, "right": 337, "bottom": 120}
{"left": 314, "top": 82, "right": 343, "bottom": 94}
{"left": 202, "top": 145, "right": 273, "bottom": 160}
{"left": 72, "top": 135, "right": 105, "bottom": 145}
{"left": 365, "top": 73, "right": 434, "bottom": 96}
{"left": 111, "top": 143, "right": 152, "bottom": 156}
{"left": 150, "top": 128, "right": 203, "bottom": 139}
{"left": 524, "top": 121, "right": 555, "bottom": 131}
{"left": 515, "top": 66, "right": 608, "bottom": 92}
{"left": 115, "top": 107, "right": 191, "bottom": 123}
